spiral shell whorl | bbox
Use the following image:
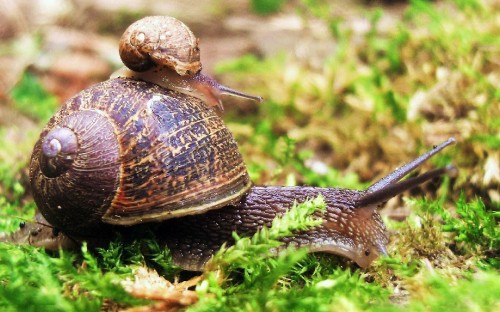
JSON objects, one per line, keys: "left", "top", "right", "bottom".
{"left": 31, "top": 109, "right": 121, "bottom": 235}
{"left": 40, "top": 127, "right": 78, "bottom": 178}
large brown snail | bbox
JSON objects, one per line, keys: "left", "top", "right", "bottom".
{"left": 2, "top": 16, "right": 456, "bottom": 271}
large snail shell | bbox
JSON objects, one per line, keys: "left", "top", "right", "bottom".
{"left": 29, "top": 78, "right": 251, "bottom": 235}
{"left": 119, "top": 16, "right": 201, "bottom": 76}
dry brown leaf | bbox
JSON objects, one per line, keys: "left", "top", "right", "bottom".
{"left": 120, "top": 267, "right": 200, "bottom": 312}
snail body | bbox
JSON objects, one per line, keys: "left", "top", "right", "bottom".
{"left": 162, "top": 186, "right": 388, "bottom": 270}
{"left": 20, "top": 78, "right": 456, "bottom": 271}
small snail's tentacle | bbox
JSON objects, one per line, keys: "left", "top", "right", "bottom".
{"left": 111, "top": 67, "right": 263, "bottom": 110}
{"left": 216, "top": 84, "right": 264, "bottom": 104}
{"left": 191, "top": 73, "right": 264, "bottom": 109}
{"left": 216, "top": 85, "right": 264, "bottom": 103}
{"left": 367, "top": 137, "right": 456, "bottom": 193}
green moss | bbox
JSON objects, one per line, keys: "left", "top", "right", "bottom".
{"left": 404, "top": 270, "right": 500, "bottom": 311}
{"left": 10, "top": 73, "right": 59, "bottom": 123}
{"left": 251, "top": 0, "right": 285, "bottom": 15}
{"left": 0, "top": 244, "right": 143, "bottom": 311}
{"left": 0, "top": 198, "right": 36, "bottom": 233}
{"left": 0, "top": 126, "right": 39, "bottom": 199}
{"left": 194, "top": 268, "right": 389, "bottom": 312}
{"left": 416, "top": 194, "right": 499, "bottom": 269}
{"left": 214, "top": 196, "right": 324, "bottom": 263}
{"left": 95, "top": 234, "right": 181, "bottom": 279}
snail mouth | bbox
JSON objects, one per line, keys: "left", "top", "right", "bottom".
{"left": 306, "top": 244, "right": 377, "bottom": 268}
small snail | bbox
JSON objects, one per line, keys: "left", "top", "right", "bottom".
{"left": 113, "top": 16, "right": 263, "bottom": 110}
{"left": 0, "top": 17, "right": 457, "bottom": 271}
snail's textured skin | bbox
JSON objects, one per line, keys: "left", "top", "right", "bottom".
{"left": 161, "top": 186, "right": 387, "bottom": 271}
{"left": 119, "top": 16, "right": 201, "bottom": 75}
{"left": 29, "top": 78, "right": 251, "bottom": 236}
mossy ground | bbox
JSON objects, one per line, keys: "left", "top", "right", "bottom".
{"left": 0, "top": 0, "right": 498, "bottom": 311}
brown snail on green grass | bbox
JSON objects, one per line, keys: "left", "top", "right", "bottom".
{"left": 0, "top": 16, "right": 457, "bottom": 271}
{"left": 113, "top": 16, "right": 263, "bottom": 110}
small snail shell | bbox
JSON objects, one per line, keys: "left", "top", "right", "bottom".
{"left": 119, "top": 16, "right": 201, "bottom": 75}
